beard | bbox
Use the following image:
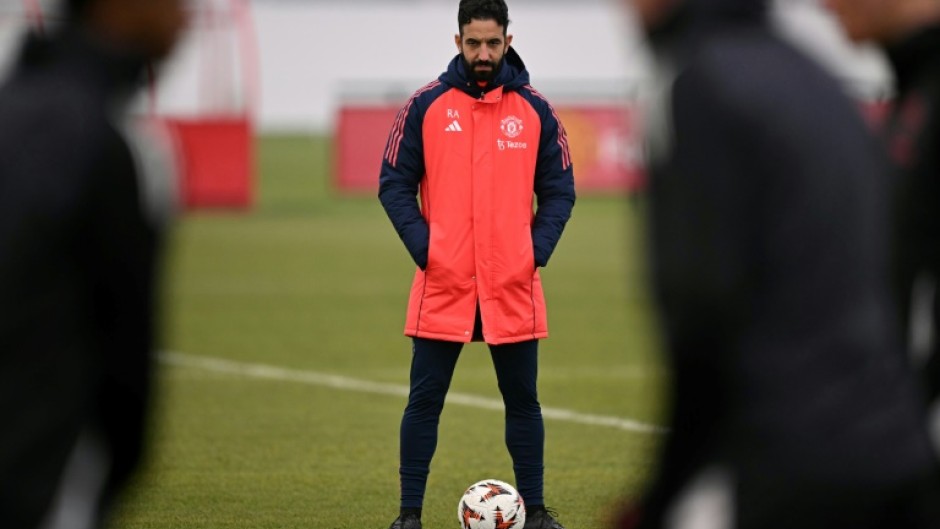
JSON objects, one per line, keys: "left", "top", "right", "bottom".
{"left": 463, "top": 56, "right": 502, "bottom": 83}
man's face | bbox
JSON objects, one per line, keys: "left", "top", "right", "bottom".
{"left": 824, "top": 0, "right": 904, "bottom": 43}
{"left": 455, "top": 18, "right": 512, "bottom": 83}
{"left": 130, "top": 0, "right": 187, "bottom": 59}
{"left": 629, "top": 0, "right": 683, "bottom": 31}
{"left": 93, "top": 0, "right": 187, "bottom": 60}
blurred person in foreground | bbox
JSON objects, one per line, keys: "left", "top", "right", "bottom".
{"left": 614, "top": 0, "right": 940, "bottom": 527}
{"left": 0, "top": 0, "right": 184, "bottom": 527}
{"left": 826, "top": 0, "right": 940, "bottom": 453}
{"left": 378, "top": 0, "right": 575, "bottom": 527}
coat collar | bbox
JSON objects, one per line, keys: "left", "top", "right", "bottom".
{"left": 14, "top": 26, "right": 148, "bottom": 102}
{"left": 886, "top": 25, "right": 940, "bottom": 96}
{"left": 439, "top": 46, "right": 530, "bottom": 99}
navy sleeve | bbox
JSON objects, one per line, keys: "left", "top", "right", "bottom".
{"left": 526, "top": 88, "right": 576, "bottom": 267}
{"left": 378, "top": 90, "right": 431, "bottom": 270}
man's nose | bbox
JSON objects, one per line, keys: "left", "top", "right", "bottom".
{"left": 479, "top": 47, "right": 490, "bottom": 61}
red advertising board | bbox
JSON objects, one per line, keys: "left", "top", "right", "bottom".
{"left": 336, "top": 106, "right": 402, "bottom": 193}
{"left": 335, "top": 103, "right": 645, "bottom": 194}
{"left": 555, "top": 105, "right": 645, "bottom": 193}
{"left": 165, "top": 117, "right": 254, "bottom": 208}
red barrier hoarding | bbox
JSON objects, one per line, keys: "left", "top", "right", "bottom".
{"left": 336, "top": 106, "right": 400, "bottom": 193}
{"left": 165, "top": 117, "right": 254, "bottom": 208}
{"left": 335, "top": 103, "right": 645, "bottom": 194}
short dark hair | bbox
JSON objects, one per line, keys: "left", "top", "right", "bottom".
{"left": 458, "top": 0, "right": 510, "bottom": 35}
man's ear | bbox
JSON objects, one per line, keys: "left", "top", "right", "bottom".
{"left": 454, "top": 33, "right": 461, "bottom": 52}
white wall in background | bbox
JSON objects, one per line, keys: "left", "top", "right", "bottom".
{"left": 245, "top": 1, "right": 646, "bottom": 131}
{"left": 0, "top": 0, "right": 891, "bottom": 132}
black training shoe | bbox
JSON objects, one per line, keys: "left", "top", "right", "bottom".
{"left": 387, "top": 513, "right": 422, "bottom": 529}
{"left": 524, "top": 507, "right": 566, "bottom": 529}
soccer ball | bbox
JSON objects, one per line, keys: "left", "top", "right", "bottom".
{"left": 457, "top": 479, "right": 526, "bottom": 529}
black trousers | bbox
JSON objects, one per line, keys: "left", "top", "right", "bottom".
{"left": 399, "top": 337, "right": 544, "bottom": 508}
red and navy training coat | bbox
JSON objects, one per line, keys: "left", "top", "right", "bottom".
{"left": 379, "top": 47, "right": 575, "bottom": 345}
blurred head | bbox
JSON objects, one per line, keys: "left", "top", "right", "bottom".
{"left": 66, "top": 0, "right": 187, "bottom": 60}
{"left": 630, "top": 0, "right": 684, "bottom": 31}
{"left": 825, "top": 0, "right": 940, "bottom": 43}
{"left": 455, "top": 0, "right": 513, "bottom": 82}
{"left": 628, "top": 0, "right": 767, "bottom": 31}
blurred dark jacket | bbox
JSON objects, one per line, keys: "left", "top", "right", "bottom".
{"left": 0, "top": 28, "right": 168, "bottom": 527}
{"left": 884, "top": 25, "right": 940, "bottom": 405}
{"left": 629, "top": 0, "right": 939, "bottom": 527}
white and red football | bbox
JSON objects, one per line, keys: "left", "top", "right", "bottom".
{"left": 457, "top": 479, "right": 526, "bottom": 529}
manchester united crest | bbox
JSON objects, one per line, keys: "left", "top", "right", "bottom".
{"left": 500, "top": 115, "right": 524, "bottom": 138}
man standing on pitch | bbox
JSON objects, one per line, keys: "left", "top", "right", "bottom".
{"left": 379, "top": 1, "right": 575, "bottom": 528}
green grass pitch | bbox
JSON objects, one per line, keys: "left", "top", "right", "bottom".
{"left": 109, "top": 135, "right": 667, "bottom": 529}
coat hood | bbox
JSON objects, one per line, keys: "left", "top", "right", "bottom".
{"left": 646, "top": 0, "right": 767, "bottom": 44}
{"left": 439, "top": 46, "right": 531, "bottom": 98}
{"left": 15, "top": 27, "right": 147, "bottom": 99}
{"left": 644, "top": 0, "right": 768, "bottom": 65}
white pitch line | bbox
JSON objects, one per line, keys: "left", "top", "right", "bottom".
{"left": 159, "top": 352, "right": 666, "bottom": 435}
